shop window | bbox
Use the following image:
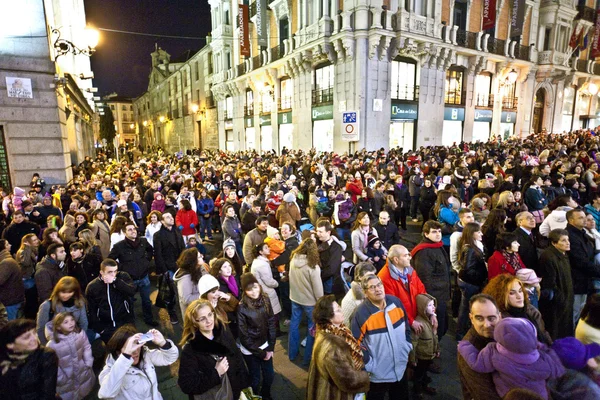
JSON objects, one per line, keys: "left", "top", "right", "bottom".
{"left": 245, "top": 90, "right": 254, "bottom": 116}
{"left": 391, "top": 60, "right": 417, "bottom": 100}
{"left": 313, "top": 64, "right": 334, "bottom": 105}
{"left": 475, "top": 73, "right": 492, "bottom": 107}
{"left": 445, "top": 68, "right": 464, "bottom": 105}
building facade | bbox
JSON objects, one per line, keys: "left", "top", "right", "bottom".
{"left": 204, "top": 0, "right": 600, "bottom": 154}
{"left": 0, "top": 0, "right": 96, "bottom": 187}
{"left": 133, "top": 46, "right": 218, "bottom": 153}
{"left": 103, "top": 93, "right": 136, "bottom": 145}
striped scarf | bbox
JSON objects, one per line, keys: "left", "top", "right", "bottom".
{"left": 318, "top": 322, "right": 364, "bottom": 371}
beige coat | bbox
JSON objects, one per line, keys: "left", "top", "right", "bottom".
{"left": 250, "top": 256, "right": 281, "bottom": 314}
{"left": 91, "top": 219, "right": 111, "bottom": 258}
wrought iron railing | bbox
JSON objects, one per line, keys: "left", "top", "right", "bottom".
{"left": 456, "top": 29, "right": 479, "bottom": 50}
{"left": 576, "top": 5, "right": 596, "bottom": 23}
{"left": 514, "top": 45, "right": 530, "bottom": 61}
{"left": 488, "top": 38, "right": 506, "bottom": 56}
{"left": 236, "top": 63, "right": 245, "bottom": 76}
{"left": 502, "top": 96, "right": 518, "bottom": 109}
{"left": 270, "top": 44, "right": 284, "bottom": 62}
{"left": 475, "top": 93, "right": 493, "bottom": 108}
{"left": 577, "top": 59, "right": 588, "bottom": 73}
{"left": 392, "top": 85, "right": 420, "bottom": 101}
{"left": 244, "top": 105, "right": 254, "bottom": 116}
{"left": 594, "top": 63, "right": 600, "bottom": 76}
{"left": 444, "top": 89, "right": 463, "bottom": 105}
{"left": 206, "top": 95, "right": 215, "bottom": 109}
{"left": 312, "top": 87, "right": 334, "bottom": 105}
{"left": 279, "top": 96, "right": 292, "bottom": 110}
{"left": 252, "top": 55, "right": 261, "bottom": 69}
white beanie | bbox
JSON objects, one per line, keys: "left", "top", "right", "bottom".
{"left": 266, "top": 226, "right": 279, "bottom": 239}
{"left": 197, "top": 274, "right": 220, "bottom": 298}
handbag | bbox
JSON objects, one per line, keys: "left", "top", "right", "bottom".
{"left": 193, "top": 370, "right": 233, "bottom": 400}
{"left": 155, "top": 272, "right": 176, "bottom": 309}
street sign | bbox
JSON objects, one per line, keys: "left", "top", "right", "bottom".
{"left": 342, "top": 111, "right": 359, "bottom": 142}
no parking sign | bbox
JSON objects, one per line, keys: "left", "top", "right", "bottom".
{"left": 342, "top": 111, "right": 359, "bottom": 141}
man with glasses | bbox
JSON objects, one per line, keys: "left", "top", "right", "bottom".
{"left": 378, "top": 244, "right": 428, "bottom": 334}
{"left": 512, "top": 211, "right": 539, "bottom": 272}
{"left": 351, "top": 274, "right": 412, "bottom": 400}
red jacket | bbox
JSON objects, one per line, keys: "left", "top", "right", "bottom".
{"left": 345, "top": 181, "right": 364, "bottom": 203}
{"left": 487, "top": 250, "right": 525, "bottom": 280}
{"left": 176, "top": 209, "right": 198, "bottom": 236}
{"left": 378, "top": 260, "right": 427, "bottom": 325}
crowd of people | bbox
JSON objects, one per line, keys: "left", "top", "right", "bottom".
{"left": 3, "top": 130, "right": 600, "bottom": 399}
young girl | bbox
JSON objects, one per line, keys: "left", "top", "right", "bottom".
{"left": 458, "top": 317, "right": 565, "bottom": 399}
{"left": 366, "top": 235, "right": 386, "bottom": 272}
{"left": 412, "top": 294, "right": 439, "bottom": 398}
{"left": 265, "top": 227, "right": 286, "bottom": 275}
{"left": 46, "top": 312, "right": 95, "bottom": 400}
{"left": 151, "top": 192, "right": 166, "bottom": 212}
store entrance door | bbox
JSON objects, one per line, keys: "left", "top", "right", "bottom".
{"left": 533, "top": 88, "right": 545, "bottom": 134}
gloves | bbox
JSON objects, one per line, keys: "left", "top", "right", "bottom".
{"left": 190, "top": 223, "right": 195, "bottom": 229}
{"left": 178, "top": 225, "right": 184, "bottom": 230}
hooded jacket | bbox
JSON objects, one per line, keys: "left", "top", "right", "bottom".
{"left": 289, "top": 254, "right": 324, "bottom": 307}
{"left": 341, "top": 281, "right": 366, "bottom": 327}
{"left": 173, "top": 269, "right": 200, "bottom": 317}
{"left": 412, "top": 294, "right": 439, "bottom": 362}
{"left": 539, "top": 206, "right": 572, "bottom": 237}
{"left": 250, "top": 256, "right": 281, "bottom": 315}
{"left": 59, "top": 214, "right": 77, "bottom": 244}
{"left": 34, "top": 256, "right": 66, "bottom": 302}
{"left": 378, "top": 260, "right": 427, "bottom": 325}
{"left": 0, "top": 249, "right": 24, "bottom": 306}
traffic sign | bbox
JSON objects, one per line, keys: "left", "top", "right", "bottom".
{"left": 342, "top": 111, "right": 359, "bottom": 141}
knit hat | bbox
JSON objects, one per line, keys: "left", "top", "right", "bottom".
{"left": 21, "top": 200, "right": 32, "bottom": 209}
{"left": 283, "top": 192, "right": 296, "bottom": 203}
{"left": 367, "top": 234, "right": 380, "bottom": 248}
{"left": 551, "top": 337, "right": 600, "bottom": 371}
{"left": 117, "top": 199, "right": 127, "bottom": 207}
{"left": 222, "top": 238, "right": 236, "bottom": 250}
{"left": 516, "top": 268, "right": 542, "bottom": 285}
{"left": 240, "top": 272, "right": 259, "bottom": 291}
{"left": 197, "top": 274, "right": 220, "bottom": 298}
{"left": 493, "top": 318, "right": 538, "bottom": 354}
{"left": 266, "top": 226, "right": 279, "bottom": 239}
{"left": 43, "top": 194, "right": 52, "bottom": 200}
{"left": 154, "top": 192, "right": 163, "bottom": 200}
{"left": 335, "top": 193, "right": 345, "bottom": 202}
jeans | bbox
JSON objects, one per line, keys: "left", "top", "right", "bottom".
{"left": 366, "top": 372, "right": 409, "bottom": 400}
{"left": 133, "top": 275, "right": 154, "bottom": 323}
{"left": 199, "top": 217, "right": 212, "bottom": 238}
{"left": 5, "top": 302, "right": 22, "bottom": 320}
{"left": 410, "top": 195, "right": 420, "bottom": 219}
{"left": 336, "top": 228, "right": 350, "bottom": 241}
{"left": 288, "top": 302, "right": 315, "bottom": 364}
{"left": 457, "top": 279, "right": 481, "bottom": 339}
{"left": 243, "top": 354, "right": 274, "bottom": 398}
{"left": 574, "top": 294, "right": 588, "bottom": 328}
{"left": 323, "top": 277, "right": 334, "bottom": 295}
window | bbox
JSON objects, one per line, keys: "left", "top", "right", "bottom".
{"left": 445, "top": 68, "right": 464, "bottom": 105}
{"left": 183, "top": 70, "right": 188, "bottom": 87}
{"left": 280, "top": 78, "right": 293, "bottom": 109}
{"left": 207, "top": 53, "right": 213, "bottom": 74}
{"left": 313, "top": 64, "right": 334, "bottom": 105}
{"left": 475, "top": 74, "right": 492, "bottom": 107}
{"left": 122, "top": 105, "right": 127, "bottom": 111}
{"left": 225, "top": 96, "right": 233, "bottom": 119}
{"left": 543, "top": 27, "right": 552, "bottom": 51}
{"left": 391, "top": 60, "right": 417, "bottom": 100}
{"left": 110, "top": 105, "right": 115, "bottom": 110}
{"left": 261, "top": 88, "right": 273, "bottom": 113}
{"left": 502, "top": 81, "right": 517, "bottom": 109}
{"left": 246, "top": 90, "right": 254, "bottom": 115}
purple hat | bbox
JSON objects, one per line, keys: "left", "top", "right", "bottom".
{"left": 552, "top": 337, "right": 600, "bottom": 370}
{"left": 493, "top": 318, "right": 538, "bottom": 354}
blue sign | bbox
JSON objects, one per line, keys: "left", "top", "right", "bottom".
{"left": 474, "top": 109, "right": 493, "bottom": 122}
{"left": 444, "top": 107, "right": 465, "bottom": 121}
{"left": 501, "top": 111, "right": 517, "bottom": 123}
{"left": 343, "top": 112, "right": 357, "bottom": 123}
{"left": 391, "top": 103, "right": 418, "bottom": 120}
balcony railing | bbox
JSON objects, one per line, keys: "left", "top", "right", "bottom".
{"left": 594, "top": 63, "right": 600, "bottom": 76}
{"left": 502, "top": 96, "right": 518, "bottom": 109}
{"left": 488, "top": 38, "right": 506, "bottom": 56}
{"left": 206, "top": 95, "right": 215, "bottom": 109}
{"left": 244, "top": 105, "right": 254, "bottom": 116}
{"left": 392, "top": 85, "right": 419, "bottom": 101}
{"left": 577, "top": 59, "right": 588, "bottom": 73}
{"left": 444, "top": 89, "right": 463, "bottom": 105}
{"left": 251, "top": 55, "right": 261, "bottom": 69}
{"left": 475, "top": 93, "right": 493, "bottom": 108}
{"left": 576, "top": 5, "right": 596, "bottom": 23}
{"left": 515, "top": 45, "right": 530, "bottom": 61}
{"left": 456, "top": 29, "right": 479, "bottom": 50}
{"left": 260, "top": 101, "right": 273, "bottom": 114}
{"left": 312, "top": 87, "right": 334, "bottom": 105}
{"left": 236, "top": 63, "right": 245, "bottom": 76}
{"left": 224, "top": 109, "right": 233, "bottom": 119}
{"left": 270, "top": 45, "right": 284, "bottom": 62}
{"left": 279, "top": 96, "right": 292, "bottom": 110}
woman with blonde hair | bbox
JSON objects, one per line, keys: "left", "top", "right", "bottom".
{"left": 77, "top": 228, "right": 103, "bottom": 260}
{"left": 178, "top": 299, "right": 249, "bottom": 399}
{"left": 35, "top": 276, "right": 89, "bottom": 345}
{"left": 496, "top": 190, "right": 524, "bottom": 231}
{"left": 144, "top": 210, "right": 162, "bottom": 247}
{"left": 59, "top": 214, "right": 77, "bottom": 246}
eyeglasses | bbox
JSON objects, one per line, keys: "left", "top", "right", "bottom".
{"left": 195, "top": 311, "right": 214, "bottom": 324}
{"left": 367, "top": 282, "right": 384, "bottom": 292}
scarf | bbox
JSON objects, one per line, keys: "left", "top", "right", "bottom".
{"left": 318, "top": 322, "right": 364, "bottom": 371}
{"left": 360, "top": 226, "right": 370, "bottom": 248}
{"left": 0, "top": 349, "right": 34, "bottom": 375}
{"left": 410, "top": 240, "right": 443, "bottom": 257}
{"left": 500, "top": 250, "right": 522, "bottom": 273}
{"left": 223, "top": 275, "right": 239, "bottom": 297}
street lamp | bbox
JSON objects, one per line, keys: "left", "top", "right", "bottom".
{"left": 159, "top": 116, "right": 165, "bottom": 123}
{"left": 191, "top": 104, "right": 199, "bottom": 114}
{"left": 52, "top": 25, "right": 100, "bottom": 61}
{"left": 507, "top": 69, "right": 518, "bottom": 84}
{"left": 143, "top": 120, "right": 148, "bottom": 127}
{"left": 129, "top": 123, "right": 135, "bottom": 130}
{"left": 589, "top": 83, "right": 599, "bottom": 96}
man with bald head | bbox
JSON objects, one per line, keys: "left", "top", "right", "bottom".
{"left": 378, "top": 244, "right": 428, "bottom": 333}
{"left": 512, "top": 211, "right": 539, "bottom": 272}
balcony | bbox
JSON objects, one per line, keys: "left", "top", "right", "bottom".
{"left": 206, "top": 95, "right": 215, "bottom": 109}
{"left": 236, "top": 63, "right": 245, "bottom": 77}
{"left": 279, "top": 96, "right": 292, "bottom": 110}
{"left": 244, "top": 105, "right": 254, "bottom": 116}
{"left": 475, "top": 93, "right": 493, "bottom": 108}
{"left": 577, "top": 59, "right": 588, "bottom": 73}
{"left": 515, "top": 45, "right": 530, "bottom": 61}
{"left": 392, "top": 85, "right": 420, "bottom": 101}
{"left": 260, "top": 101, "right": 273, "bottom": 114}
{"left": 312, "top": 87, "right": 334, "bottom": 105}
{"left": 488, "top": 38, "right": 506, "bottom": 56}
{"left": 270, "top": 44, "right": 284, "bottom": 62}
{"left": 251, "top": 54, "right": 261, "bottom": 70}
{"left": 444, "top": 89, "right": 463, "bottom": 105}
{"left": 594, "top": 63, "right": 600, "bottom": 76}
{"left": 456, "top": 29, "right": 479, "bottom": 51}
{"left": 502, "top": 96, "right": 518, "bottom": 110}
{"left": 576, "top": 5, "right": 596, "bottom": 23}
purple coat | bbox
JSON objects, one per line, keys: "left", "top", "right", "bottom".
{"left": 458, "top": 341, "right": 565, "bottom": 399}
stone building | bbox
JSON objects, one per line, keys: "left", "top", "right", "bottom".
{"left": 205, "top": 0, "right": 600, "bottom": 153}
{"left": 103, "top": 93, "right": 136, "bottom": 145}
{"left": 133, "top": 46, "right": 218, "bottom": 153}
{"left": 0, "top": 0, "right": 96, "bottom": 187}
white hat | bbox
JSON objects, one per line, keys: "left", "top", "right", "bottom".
{"left": 266, "top": 226, "right": 279, "bottom": 239}
{"left": 117, "top": 199, "right": 127, "bottom": 207}
{"left": 197, "top": 274, "right": 220, "bottom": 298}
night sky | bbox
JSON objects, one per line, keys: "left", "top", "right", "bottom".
{"left": 85, "top": 0, "right": 211, "bottom": 99}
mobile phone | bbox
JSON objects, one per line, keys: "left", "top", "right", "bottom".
{"left": 137, "top": 332, "right": 154, "bottom": 344}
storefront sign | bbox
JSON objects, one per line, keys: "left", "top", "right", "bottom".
{"left": 483, "top": 0, "right": 496, "bottom": 30}
{"left": 474, "top": 109, "right": 493, "bottom": 122}
{"left": 238, "top": 4, "right": 250, "bottom": 57}
{"left": 312, "top": 105, "right": 334, "bottom": 121}
{"left": 245, "top": 116, "right": 253, "bottom": 127}
{"left": 342, "top": 111, "right": 359, "bottom": 142}
{"left": 256, "top": 0, "right": 267, "bottom": 47}
{"left": 592, "top": 10, "right": 600, "bottom": 58}
{"left": 444, "top": 107, "right": 465, "bottom": 121}
{"left": 259, "top": 115, "right": 271, "bottom": 126}
{"left": 6, "top": 77, "right": 33, "bottom": 99}
{"left": 278, "top": 111, "right": 292, "bottom": 124}
{"left": 510, "top": 0, "right": 526, "bottom": 37}
{"left": 391, "top": 103, "right": 418, "bottom": 120}
{"left": 501, "top": 111, "right": 517, "bottom": 123}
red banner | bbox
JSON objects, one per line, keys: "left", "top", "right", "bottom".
{"left": 483, "top": 0, "right": 496, "bottom": 30}
{"left": 238, "top": 4, "right": 250, "bottom": 57}
{"left": 593, "top": 10, "right": 600, "bottom": 58}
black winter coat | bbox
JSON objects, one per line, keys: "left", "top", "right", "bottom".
{"left": 539, "top": 245, "right": 574, "bottom": 340}
{"left": 419, "top": 186, "right": 437, "bottom": 211}
{"left": 2, "top": 221, "right": 40, "bottom": 255}
{"left": 412, "top": 240, "right": 451, "bottom": 302}
{"left": 153, "top": 225, "right": 185, "bottom": 273}
{"left": 373, "top": 221, "right": 400, "bottom": 250}
{"left": 393, "top": 184, "right": 410, "bottom": 209}
{"left": 458, "top": 246, "right": 487, "bottom": 287}
{"left": 108, "top": 237, "right": 153, "bottom": 280}
{"left": 566, "top": 224, "right": 600, "bottom": 294}
{"left": 513, "top": 228, "right": 539, "bottom": 272}
{"left": 178, "top": 325, "right": 249, "bottom": 400}
{"left": 85, "top": 271, "right": 136, "bottom": 334}
{"left": 237, "top": 295, "right": 276, "bottom": 359}
{"left": 0, "top": 347, "right": 58, "bottom": 400}
{"left": 66, "top": 253, "right": 101, "bottom": 290}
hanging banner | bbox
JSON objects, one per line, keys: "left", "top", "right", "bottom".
{"left": 256, "top": 0, "right": 268, "bottom": 47}
{"left": 593, "top": 11, "right": 600, "bottom": 58}
{"left": 482, "top": 0, "right": 496, "bottom": 31}
{"left": 510, "top": 0, "right": 526, "bottom": 37}
{"left": 238, "top": 4, "right": 250, "bottom": 57}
